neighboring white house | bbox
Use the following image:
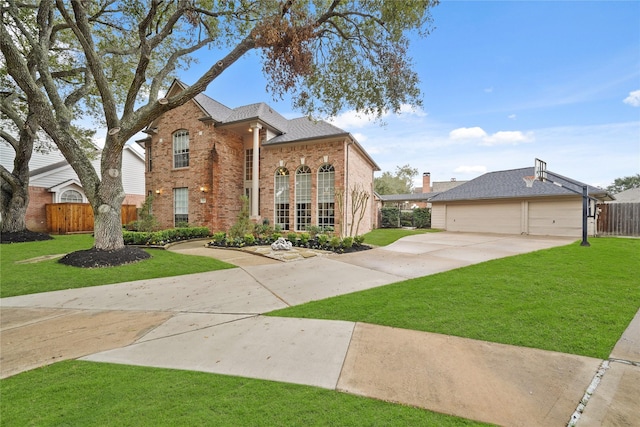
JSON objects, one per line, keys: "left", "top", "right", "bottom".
{"left": 429, "top": 166, "right": 613, "bottom": 237}
{"left": 0, "top": 141, "right": 145, "bottom": 232}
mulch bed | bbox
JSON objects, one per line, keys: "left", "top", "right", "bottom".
{"left": 0, "top": 230, "right": 53, "bottom": 244}
{"left": 58, "top": 247, "right": 151, "bottom": 268}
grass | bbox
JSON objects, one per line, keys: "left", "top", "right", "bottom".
{"left": 269, "top": 237, "right": 640, "bottom": 359}
{"left": 0, "top": 361, "right": 487, "bottom": 426}
{"left": 0, "top": 234, "right": 235, "bottom": 298}
{"left": 362, "top": 227, "right": 439, "bottom": 246}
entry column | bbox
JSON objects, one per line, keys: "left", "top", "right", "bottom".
{"left": 250, "top": 123, "right": 262, "bottom": 219}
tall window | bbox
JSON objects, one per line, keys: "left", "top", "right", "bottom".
{"left": 295, "top": 165, "right": 312, "bottom": 231}
{"left": 317, "top": 164, "right": 335, "bottom": 229}
{"left": 274, "top": 167, "right": 290, "bottom": 230}
{"left": 147, "top": 145, "right": 153, "bottom": 171}
{"left": 60, "top": 189, "right": 82, "bottom": 203}
{"left": 245, "top": 149, "right": 253, "bottom": 180}
{"left": 173, "top": 130, "right": 189, "bottom": 168}
{"left": 174, "top": 187, "right": 188, "bottom": 226}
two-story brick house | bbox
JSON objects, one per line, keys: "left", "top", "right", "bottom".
{"left": 137, "top": 80, "right": 380, "bottom": 236}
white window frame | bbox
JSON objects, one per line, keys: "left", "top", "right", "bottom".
{"left": 295, "top": 165, "right": 312, "bottom": 231}
{"left": 173, "top": 130, "right": 189, "bottom": 168}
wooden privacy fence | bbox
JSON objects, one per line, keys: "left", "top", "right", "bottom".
{"left": 45, "top": 203, "right": 137, "bottom": 234}
{"left": 597, "top": 203, "right": 640, "bottom": 237}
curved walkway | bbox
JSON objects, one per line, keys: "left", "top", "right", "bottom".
{"left": 1, "top": 232, "right": 638, "bottom": 426}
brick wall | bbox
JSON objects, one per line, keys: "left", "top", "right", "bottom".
{"left": 146, "top": 100, "right": 244, "bottom": 232}
{"left": 260, "top": 139, "right": 347, "bottom": 232}
{"left": 342, "top": 144, "right": 376, "bottom": 235}
{"left": 26, "top": 186, "right": 52, "bottom": 232}
{"left": 146, "top": 99, "right": 377, "bottom": 236}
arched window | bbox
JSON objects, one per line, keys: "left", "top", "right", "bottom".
{"left": 274, "top": 167, "right": 290, "bottom": 230}
{"left": 317, "top": 164, "right": 335, "bottom": 229}
{"left": 295, "top": 165, "right": 312, "bottom": 231}
{"left": 60, "top": 189, "right": 82, "bottom": 203}
{"left": 173, "top": 130, "right": 189, "bottom": 168}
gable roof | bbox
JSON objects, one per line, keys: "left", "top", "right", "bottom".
{"left": 218, "top": 102, "right": 289, "bottom": 133}
{"left": 429, "top": 167, "right": 613, "bottom": 202}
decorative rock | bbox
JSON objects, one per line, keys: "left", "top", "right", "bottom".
{"left": 271, "top": 237, "right": 293, "bottom": 251}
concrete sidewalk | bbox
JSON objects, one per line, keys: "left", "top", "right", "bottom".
{"left": 1, "top": 232, "right": 638, "bottom": 426}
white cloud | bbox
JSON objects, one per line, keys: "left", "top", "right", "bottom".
{"left": 454, "top": 165, "right": 487, "bottom": 174}
{"left": 449, "top": 127, "right": 488, "bottom": 140}
{"left": 397, "top": 104, "right": 428, "bottom": 117}
{"left": 623, "top": 89, "right": 640, "bottom": 107}
{"left": 352, "top": 132, "right": 367, "bottom": 142}
{"left": 448, "top": 127, "right": 534, "bottom": 146}
{"left": 328, "top": 109, "right": 387, "bottom": 129}
{"left": 508, "top": 114, "right": 517, "bottom": 120}
{"left": 484, "top": 87, "right": 494, "bottom": 93}
{"left": 481, "top": 130, "right": 534, "bottom": 146}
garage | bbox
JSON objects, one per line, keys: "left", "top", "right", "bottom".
{"left": 444, "top": 201, "right": 522, "bottom": 234}
{"left": 429, "top": 167, "right": 611, "bottom": 238}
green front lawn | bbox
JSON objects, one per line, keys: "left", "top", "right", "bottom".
{"left": 0, "top": 235, "right": 234, "bottom": 298}
{"left": 270, "top": 237, "right": 640, "bottom": 359}
{"left": 0, "top": 361, "right": 487, "bottom": 426}
{"left": 362, "top": 227, "right": 439, "bottom": 246}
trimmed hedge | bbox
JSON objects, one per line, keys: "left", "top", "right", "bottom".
{"left": 207, "top": 232, "right": 370, "bottom": 254}
{"left": 123, "top": 227, "right": 211, "bottom": 246}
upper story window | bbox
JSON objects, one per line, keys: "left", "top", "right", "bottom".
{"left": 173, "top": 130, "right": 189, "bottom": 168}
{"left": 147, "top": 145, "right": 153, "bottom": 172}
{"left": 60, "top": 189, "right": 83, "bottom": 203}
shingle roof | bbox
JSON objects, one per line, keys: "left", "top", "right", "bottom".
{"left": 193, "top": 93, "right": 233, "bottom": 122}
{"left": 429, "top": 167, "right": 610, "bottom": 202}
{"left": 610, "top": 187, "right": 640, "bottom": 203}
{"left": 220, "top": 102, "right": 289, "bottom": 132}
{"left": 378, "top": 192, "right": 441, "bottom": 202}
{"left": 265, "top": 117, "right": 348, "bottom": 144}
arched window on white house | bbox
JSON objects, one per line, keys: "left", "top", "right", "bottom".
{"left": 295, "top": 165, "right": 311, "bottom": 231}
{"left": 274, "top": 167, "right": 290, "bottom": 230}
{"left": 317, "top": 164, "right": 335, "bottom": 229}
{"left": 60, "top": 189, "right": 83, "bottom": 203}
{"left": 173, "top": 130, "right": 189, "bottom": 168}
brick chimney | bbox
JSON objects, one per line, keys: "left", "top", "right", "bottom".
{"left": 422, "top": 172, "right": 431, "bottom": 193}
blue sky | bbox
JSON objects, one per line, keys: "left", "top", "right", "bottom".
{"left": 161, "top": 1, "right": 640, "bottom": 189}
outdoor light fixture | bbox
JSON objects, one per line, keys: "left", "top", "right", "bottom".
{"left": 155, "top": 189, "right": 161, "bottom": 195}
{"left": 199, "top": 186, "right": 207, "bottom": 193}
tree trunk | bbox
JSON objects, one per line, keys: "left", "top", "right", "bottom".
{"left": 92, "top": 149, "right": 126, "bottom": 250}
{"left": 0, "top": 185, "right": 28, "bottom": 233}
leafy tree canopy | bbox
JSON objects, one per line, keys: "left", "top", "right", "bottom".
{"left": 375, "top": 164, "right": 418, "bottom": 195}
{"left": 606, "top": 174, "right": 640, "bottom": 194}
{"left": 1, "top": 0, "right": 439, "bottom": 254}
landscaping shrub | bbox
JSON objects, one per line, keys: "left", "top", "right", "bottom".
{"left": 123, "top": 227, "right": 211, "bottom": 246}
{"left": 380, "top": 207, "right": 400, "bottom": 228}
{"left": 413, "top": 207, "right": 431, "bottom": 228}
{"left": 400, "top": 210, "right": 414, "bottom": 227}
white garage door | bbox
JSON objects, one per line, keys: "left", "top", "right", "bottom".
{"left": 446, "top": 202, "right": 521, "bottom": 234}
{"left": 528, "top": 199, "right": 581, "bottom": 237}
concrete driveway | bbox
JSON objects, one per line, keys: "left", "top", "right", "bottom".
{"left": 2, "top": 232, "right": 638, "bottom": 427}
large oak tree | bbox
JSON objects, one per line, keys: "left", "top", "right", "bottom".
{"left": 1, "top": 0, "right": 438, "bottom": 264}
